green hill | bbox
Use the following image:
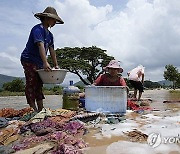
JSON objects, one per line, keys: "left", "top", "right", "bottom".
{"left": 74, "top": 79, "right": 173, "bottom": 88}
{"left": 0, "top": 73, "right": 172, "bottom": 89}
{"left": 0, "top": 74, "right": 63, "bottom": 89}
{"left": 158, "top": 80, "right": 173, "bottom": 86}
{"left": 0, "top": 74, "right": 24, "bottom": 89}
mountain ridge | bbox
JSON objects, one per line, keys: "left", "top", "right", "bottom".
{"left": 0, "top": 74, "right": 25, "bottom": 89}
{"left": 0, "top": 74, "right": 172, "bottom": 89}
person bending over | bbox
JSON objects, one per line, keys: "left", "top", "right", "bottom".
{"left": 128, "top": 65, "right": 145, "bottom": 101}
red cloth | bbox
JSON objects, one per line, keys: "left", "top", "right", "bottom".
{"left": 95, "top": 74, "right": 127, "bottom": 86}
{"left": 127, "top": 100, "right": 151, "bottom": 111}
{"left": 0, "top": 107, "right": 33, "bottom": 118}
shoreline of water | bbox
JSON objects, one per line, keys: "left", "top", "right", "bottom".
{"left": 0, "top": 89, "right": 179, "bottom": 154}
{"left": 0, "top": 89, "right": 179, "bottom": 110}
{"left": 0, "top": 95, "right": 63, "bottom": 110}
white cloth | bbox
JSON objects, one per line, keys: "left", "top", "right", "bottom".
{"left": 128, "top": 65, "right": 145, "bottom": 81}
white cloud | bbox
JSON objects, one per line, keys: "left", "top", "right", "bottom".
{"left": 52, "top": 0, "right": 113, "bottom": 47}
{"left": 0, "top": 0, "right": 180, "bottom": 82}
{"left": 0, "top": 53, "right": 23, "bottom": 77}
{"left": 1, "top": 52, "right": 19, "bottom": 64}
{"left": 54, "top": 0, "right": 180, "bottom": 81}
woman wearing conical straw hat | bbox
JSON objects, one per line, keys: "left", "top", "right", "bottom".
{"left": 21, "top": 7, "right": 64, "bottom": 112}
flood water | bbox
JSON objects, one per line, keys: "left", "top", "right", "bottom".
{"left": 143, "top": 89, "right": 180, "bottom": 102}
{"left": 0, "top": 89, "right": 179, "bottom": 154}
{"left": 142, "top": 89, "right": 180, "bottom": 111}
{"left": 83, "top": 89, "right": 180, "bottom": 154}
{"left": 0, "top": 89, "right": 179, "bottom": 110}
{"left": 0, "top": 95, "right": 63, "bottom": 110}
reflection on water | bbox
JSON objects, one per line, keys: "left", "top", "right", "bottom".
{"left": 0, "top": 95, "right": 63, "bottom": 110}
{"left": 142, "top": 89, "right": 180, "bottom": 110}
{"left": 84, "top": 90, "right": 180, "bottom": 154}
{"left": 143, "top": 89, "right": 180, "bottom": 102}
{"left": 0, "top": 90, "right": 179, "bottom": 154}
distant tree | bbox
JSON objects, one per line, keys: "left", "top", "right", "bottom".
{"left": 48, "top": 46, "right": 114, "bottom": 85}
{"left": 2, "top": 78, "right": 25, "bottom": 92}
{"left": 164, "top": 64, "right": 179, "bottom": 89}
{"left": 144, "top": 80, "right": 161, "bottom": 89}
{"left": 127, "top": 79, "right": 161, "bottom": 89}
{"left": 176, "top": 73, "right": 180, "bottom": 88}
{"left": 49, "top": 86, "right": 63, "bottom": 95}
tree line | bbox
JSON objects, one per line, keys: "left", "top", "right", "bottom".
{"left": 1, "top": 46, "right": 179, "bottom": 92}
{"left": 164, "top": 64, "right": 180, "bottom": 89}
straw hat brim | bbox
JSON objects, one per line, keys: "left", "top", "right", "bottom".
{"left": 104, "top": 66, "right": 123, "bottom": 73}
{"left": 34, "top": 13, "right": 64, "bottom": 24}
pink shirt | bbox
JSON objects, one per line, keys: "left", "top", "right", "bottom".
{"left": 94, "top": 74, "right": 127, "bottom": 86}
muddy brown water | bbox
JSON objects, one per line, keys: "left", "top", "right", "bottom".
{"left": 143, "top": 89, "right": 180, "bottom": 111}
{"left": 0, "top": 89, "right": 179, "bottom": 154}
{"left": 0, "top": 95, "right": 62, "bottom": 110}
{"left": 0, "top": 89, "right": 179, "bottom": 110}
{"left": 83, "top": 90, "right": 180, "bottom": 154}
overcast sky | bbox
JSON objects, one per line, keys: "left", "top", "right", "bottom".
{"left": 0, "top": 0, "right": 179, "bottom": 84}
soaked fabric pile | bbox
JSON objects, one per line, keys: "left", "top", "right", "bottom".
{"left": 0, "top": 107, "right": 33, "bottom": 118}
{"left": 0, "top": 105, "right": 149, "bottom": 153}
{"left": 1, "top": 97, "right": 179, "bottom": 154}
{"left": 123, "top": 129, "right": 148, "bottom": 142}
{"left": 127, "top": 99, "right": 152, "bottom": 112}
{"left": 0, "top": 107, "right": 87, "bottom": 154}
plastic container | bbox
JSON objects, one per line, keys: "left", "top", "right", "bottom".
{"left": 62, "top": 82, "right": 80, "bottom": 110}
{"left": 37, "top": 69, "right": 67, "bottom": 84}
{"left": 85, "top": 86, "right": 127, "bottom": 113}
{"left": 79, "top": 98, "right": 85, "bottom": 108}
{"left": 63, "top": 86, "right": 80, "bottom": 95}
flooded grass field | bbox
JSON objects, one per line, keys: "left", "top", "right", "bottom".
{"left": 0, "top": 89, "right": 179, "bottom": 110}
{"left": 0, "top": 89, "right": 179, "bottom": 154}
{"left": 82, "top": 90, "right": 180, "bottom": 154}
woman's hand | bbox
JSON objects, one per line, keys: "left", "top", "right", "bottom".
{"left": 54, "top": 65, "right": 59, "bottom": 69}
{"left": 43, "top": 62, "right": 52, "bottom": 71}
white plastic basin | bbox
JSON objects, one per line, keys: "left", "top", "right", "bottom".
{"left": 37, "top": 69, "right": 68, "bottom": 84}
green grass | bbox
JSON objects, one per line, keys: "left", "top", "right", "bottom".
{"left": 0, "top": 91, "right": 24, "bottom": 96}
{"left": 0, "top": 90, "right": 62, "bottom": 96}
{"left": 169, "top": 89, "right": 180, "bottom": 93}
{"left": 169, "top": 90, "right": 180, "bottom": 100}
